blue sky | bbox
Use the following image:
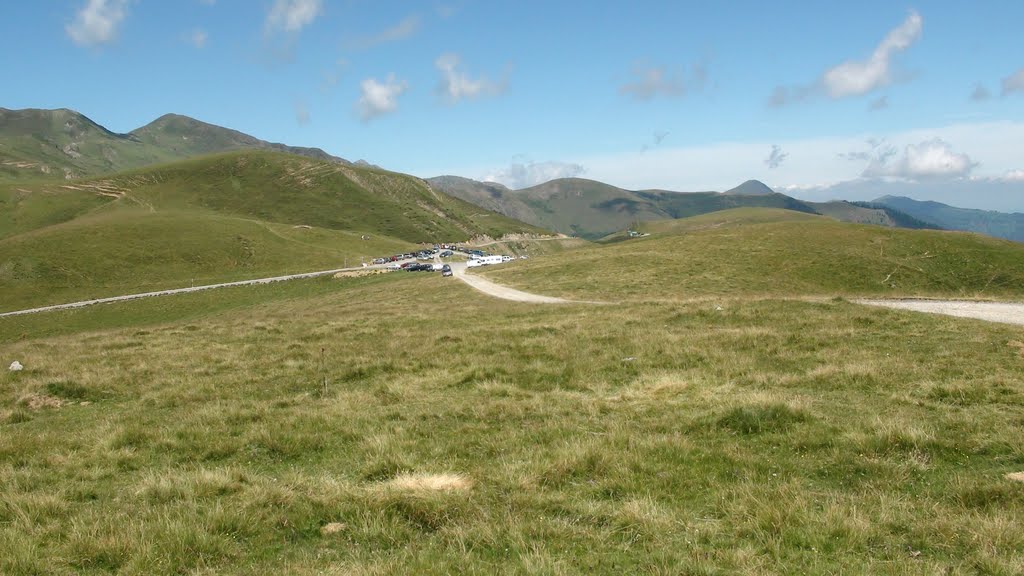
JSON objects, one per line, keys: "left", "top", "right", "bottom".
{"left": 3, "top": 0, "right": 1024, "bottom": 209}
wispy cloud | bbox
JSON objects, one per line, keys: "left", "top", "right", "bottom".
{"left": 765, "top": 145, "right": 789, "bottom": 169}
{"left": 771, "top": 10, "right": 922, "bottom": 106}
{"left": 869, "top": 95, "right": 889, "bottom": 111}
{"left": 483, "top": 160, "right": 585, "bottom": 189}
{"left": 1002, "top": 69, "right": 1024, "bottom": 96}
{"left": 320, "top": 59, "right": 349, "bottom": 93}
{"left": 971, "top": 84, "right": 992, "bottom": 102}
{"left": 66, "top": 0, "right": 129, "bottom": 47}
{"left": 295, "top": 100, "right": 310, "bottom": 125}
{"left": 185, "top": 28, "right": 208, "bottom": 48}
{"left": 348, "top": 15, "right": 420, "bottom": 50}
{"left": 265, "top": 0, "right": 322, "bottom": 34}
{"left": 435, "top": 53, "right": 502, "bottom": 103}
{"left": 640, "top": 130, "right": 670, "bottom": 154}
{"left": 356, "top": 74, "right": 408, "bottom": 121}
{"left": 620, "top": 61, "right": 707, "bottom": 100}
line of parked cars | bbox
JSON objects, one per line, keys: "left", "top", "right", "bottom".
{"left": 368, "top": 243, "right": 514, "bottom": 278}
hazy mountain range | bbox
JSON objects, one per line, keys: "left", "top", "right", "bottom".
{"left": 426, "top": 176, "right": 942, "bottom": 240}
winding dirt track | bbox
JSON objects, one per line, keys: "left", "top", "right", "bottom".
{"left": 856, "top": 299, "right": 1024, "bottom": 326}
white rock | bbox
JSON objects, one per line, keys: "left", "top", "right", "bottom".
{"left": 9, "top": 361, "right": 23, "bottom": 371}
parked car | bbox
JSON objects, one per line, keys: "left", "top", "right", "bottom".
{"left": 442, "top": 268, "right": 453, "bottom": 277}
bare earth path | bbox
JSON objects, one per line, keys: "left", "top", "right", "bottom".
{"left": 856, "top": 299, "right": 1024, "bottom": 326}
{"left": 451, "top": 262, "right": 579, "bottom": 304}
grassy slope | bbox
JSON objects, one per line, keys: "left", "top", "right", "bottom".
{"left": 0, "top": 108, "right": 172, "bottom": 182}
{"left": 2, "top": 271, "right": 1023, "bottom": 574}
{"left": 0, "top": 151, "right": 546, "bottom": 310}
{"left": 484, "top": 208, "right": 1024, "bottom": 301}
{"left": 0, "top": 108, "right": 344, "bottom": 183}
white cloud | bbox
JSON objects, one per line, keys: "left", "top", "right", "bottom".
{"left": 1002, "top": 69, "right": 1024, "bottom": 96}
{"left": 356, "top": 75, "right": 408, "bottom": 121}
{"left": 859, "top": 138, "right": 976, "bottom": 180}
{"left": 435, "top": 53, "right": 501, "bottom": 103}
{"left": 771, "top": 10, "right": 921, "bottom": 105}
{"left": 66, "top": 0, "right": 129, "bottom": 47}
{"left": 765, "top": 145, "right": 788, "bottom": 169}
{"left": 483, "top": 160, "right": 585, "bottom": 190}
{"left": 349, "top": 15, "right": 420, "bottom": 49}
{"left": 186, "top": 28, "right": 208, "bottom": 48}
{"left": 1002, "top": 169, "right": 1024, "bottom": 182}
{"left": 822, "top": 10, "right": 921, "bottom": 98}
{"left": 266, "top": 0, "right": 322, "bottom": 34}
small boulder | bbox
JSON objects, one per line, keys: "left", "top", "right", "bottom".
{"left": 9, "top": 361, "right": 23, "bottom": 371}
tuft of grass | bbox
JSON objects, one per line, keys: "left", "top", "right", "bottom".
{"left": 717, "top": 403, "right": 810, "bottom": 435}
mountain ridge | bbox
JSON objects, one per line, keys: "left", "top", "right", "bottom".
{"left": 0, "top": 107, "right": 347, "bottom": 182}
{"left": 872, "top": 195, "right": 1024, "bottom": 242}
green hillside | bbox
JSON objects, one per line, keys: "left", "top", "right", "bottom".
{"left": 0, "top": 108, "right": 346, "bottom": 182}
{"left": 808, "top": 200, "right": 940, "bottom": 230}
{"left": 0, "top": 151, "right": 547, "bottom": 310}
{"left": 429, "top": 177, "right": 821, "bottom": 239}
{"left": 483, "top": 208, "right": 1024, "bottom": 301}
{"left": 874, "top": 195, "right": 1024, "bottom": 242}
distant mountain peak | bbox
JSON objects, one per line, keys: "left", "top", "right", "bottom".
{"left": 724, "top": 180, "right": 775, "bottom": 196}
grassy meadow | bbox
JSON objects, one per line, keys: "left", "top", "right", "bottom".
{"left": 485, "top": 209, "right": 1024, "bottom": 303}
{"left": 2, "top": 265, "right": 1024, "bottom": 574}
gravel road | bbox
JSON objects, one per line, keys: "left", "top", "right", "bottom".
{"left": 856, "top": 299, "right": 1024, "bottom": 326}
{"left": 0, "top": 267, "right": 357, "bottom": 318}
{"left": 451, "top": 262, "right": 578, "bottom": 304}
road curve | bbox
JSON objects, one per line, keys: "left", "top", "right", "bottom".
{"left": 0, "top": 267, "right": 360, "bottom": 319}
{"left": 450, "top": 261, "right": 586, "bottom": 304}
{"left": 856, "top": 299, "right": 1024, "bottom": 326}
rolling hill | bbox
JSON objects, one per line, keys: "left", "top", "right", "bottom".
{"left": 0, "top": 108, "right": 349, "bottom": 182}
{"left": 482, "top": 207, "right": 1024, "bottom": 301}
{"left": 0, "top": 150, "right": 547, "bottom": 310}
{"left": 873, "top": 195, "right": 1024, "bottom": 242}
{"left": 427, "top": 176, "right": 821, "bottom": 239}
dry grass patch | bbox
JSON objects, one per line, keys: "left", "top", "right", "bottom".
{"left": 320, "top": 522, "right": 346, "bottom": 535}
{"left": 383, "top": 473, "right": 473, "bottom": 494}
{"left": 18, "top": 393, "right": 63, "bottom": 410}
